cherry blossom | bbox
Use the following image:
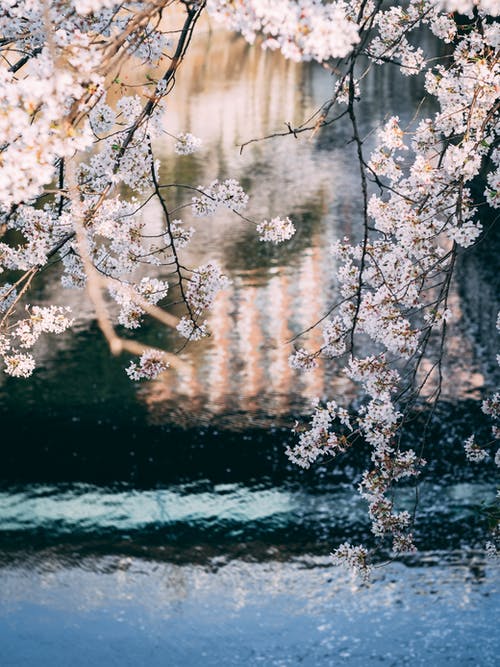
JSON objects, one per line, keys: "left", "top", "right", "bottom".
{"left": 126, "top": 349, "right": 169, "bottom": 381}
{"left": 174, "top": 132, "right": 203, "bottom": 155}
{"left": 0, "top": 0, "right": 498, "bottom": 576}
{"left": 256, "top": 217, "right": 296, "bottom": 244}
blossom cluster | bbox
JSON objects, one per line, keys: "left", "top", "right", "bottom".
{"left": 274, "top": 1, "right": 500, "bottom": 574}
{"left": 286, "top": 399, "right": 352, "bottom": 469}
{"left": 109, "top": 278, "right": 169, "bottom": 330}
{"left": 288, "top": 348, "right": 319, "bottom": 371}
{"left": 126, "top": 349, "right": 169, "bottom": 381}
{"left": 0, "top": 1, "right": 239, "bottom": 380}
{"left": 1, "top": 0, "right": 498, "bottom": 576}
{"left": 174, "top": 133, "right": 203, "bottom": 156}
{"left": 186, "top": 262, "right": 230, "bottom": 316}
{"left": 331, "top": 542, "right": 371, "bottom": 581}
{"left": 176, "top": 316, "right": 210, "bottom": 341}
{"left": 192, "top": 179, "right": 249, "bottom": 216}
{"left": 1, "top": 306, "right": 73, "bottom": 377}
{"left": 256, "top": 217, "right": 296, "bottom": 244}
{"left": 463, "top": 435, "right": 489, "bottom": 463}
{"left": 206, "top": 0, "right": 361, "bottom": 62}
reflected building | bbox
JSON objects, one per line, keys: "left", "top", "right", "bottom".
{"left": 1, "top": 26, "right": 493, "bottom": 430}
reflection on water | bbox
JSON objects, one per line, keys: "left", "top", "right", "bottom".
{"left": 136, "top": 28, "right": 352, "bottom": 425}
{"left": 0, "top": 27, "right": 494, "bottom": 428}
{"left": 144, "top": 31, "right": 394, "bottom": 423}
{"left": 0, "top": 25, "right": 498, "bottom": 667}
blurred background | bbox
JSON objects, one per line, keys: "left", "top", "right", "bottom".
{"left": 0, "top": 19, "right": 498, "bottom": 667}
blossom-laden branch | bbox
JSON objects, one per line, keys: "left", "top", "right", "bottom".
{"left": 222, "top": 0, "right": 500, "bottom": 576}
{"left": 0, "top": 0, "right": 499, "bottom": 577}
{"left": 0, "top": 0, "right": 292, "bottom": 378}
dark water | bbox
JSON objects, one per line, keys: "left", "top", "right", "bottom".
{"left": 1, "top": 24, "right": 498, "bottom": 667}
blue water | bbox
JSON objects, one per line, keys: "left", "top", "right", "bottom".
{"left": 0, "top": 556, "right": 498, "bottom": 666}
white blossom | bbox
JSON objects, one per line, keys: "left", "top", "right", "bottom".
{"left": 191, "top": 179, "right": 249, "bottom": 216}
{"left": 485, "top": 541, "right": 498, "bottom": 558}
{"left": 464, "top": 435, "right": 489, "bottom": 463}
{"left": 89, "top": 103, "right": 116, "bottom": 134}
{"left": 4, "top": 353, "right": 36, "bottom": 378}
{"left": 186, "top": 262, "right": 230, "bottom": 315}
{"left": 176, "top": 316, "right": 209, "bottom": 341}
{"left": 206, "top": 0, "right": 361, "bottom": 63}
{"left": 174, "top": 132, "right": 202, "bottom": 155}
{"left": 126, "top": 349, "right": 169, "bottom": 381}
{"left": 288, "top": 348, "right": 319, "bottom": 372}
{"left": 256, "top": 217, "right": 296, "bottom": 244}
{"left": 169, "top": 220, "right": 195, "bottom": 249}
{"left": 331, "top": 542, "right": 371, "bottom": 581}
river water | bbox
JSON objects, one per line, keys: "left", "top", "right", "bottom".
{"left": 0, "top": 21, "right": 498, "bottom": 667}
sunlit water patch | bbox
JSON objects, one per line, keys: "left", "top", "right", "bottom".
{"left": 0, "top": 479, "right": 495, "bottom": 559}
